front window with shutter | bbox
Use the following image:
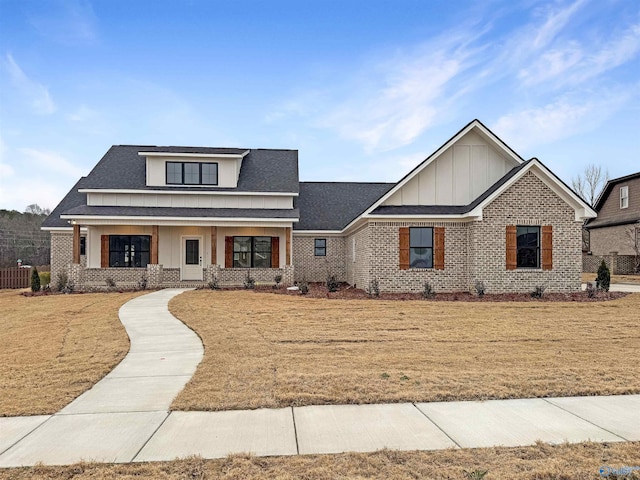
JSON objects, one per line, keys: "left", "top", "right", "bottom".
{"left": 516, "top": 226, "right": 540, "bottom": 268}
{"left": 507, "top": 225, "right": 552, "bottom": 270}
{"left": 410, "top": 227, "right": 433, "bottom": 268}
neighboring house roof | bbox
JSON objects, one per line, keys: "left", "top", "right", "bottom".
{"left": 592, "top": 171, "right": 640, "bottom": 212}
{"left": 586, "top": 171, "right": 640, "bottom": 229}
{"left": 60, "top": 206, "right": 299, "bottom": 220}
{"left": 41, "top": 177, "right": 88, "bottom": 228}
{"left": 294, "top": 182, "right": 394, "bottom": 231}
{"left": 78, "top": 145, "right": 299, "bottom": 193}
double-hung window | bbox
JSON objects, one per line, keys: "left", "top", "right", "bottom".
{"left": 233, "top": 236, "right": 272, "bottom": 268}
{"left": 166, "top": 162, "right": 218, "bottom": 185}
{"left": 314, "top": 238, "right": 326, "bottom": 256}
{"left": 620, "top": 186, "right": 629, "bottom": 209}
{"left": 109, "top": 235, "right": 150, "bottom": 267}
{"left": 409, "top": 227, "right": 433, "bottom": 268}
{"left": 516, "top": 226, "right": 540, "bottom": 268}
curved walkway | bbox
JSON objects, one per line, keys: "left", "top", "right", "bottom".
{"left": 0, "top": 288, "right": 203, "bottom": 467}
{"left": 1, "top": 289, "right": 639, "bottom": 467}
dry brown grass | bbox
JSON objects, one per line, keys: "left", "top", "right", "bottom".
{"left": 0, "top": 289, "right": 143, "bottom": 416}
{"left": 170, "top": 290, "right": 640, "bottom": 411}
{"left": 582, "top": 272, "right": 640, "bottom": 284}
{"left": 1, "top": 442, "right": 638, "bottom": 479}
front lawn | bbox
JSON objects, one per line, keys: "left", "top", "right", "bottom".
{"left": 2, "top": 442, "right": 639, "bottom": 479}
{"left": 0, "top": 289, "right": 142, "bottom": 416}
{"left": 169, "top": 290, "right": 640, "bottom": 411}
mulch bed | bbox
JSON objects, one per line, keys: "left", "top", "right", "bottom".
{"left": 255, "top": 282, "right": 628, "bottom": 302}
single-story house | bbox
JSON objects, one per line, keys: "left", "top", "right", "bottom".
{"left": 584, "top": 171, "right": 640, "bottom": 274}
{"left": 42, "top": 119, "right": 596, "bottom": 292}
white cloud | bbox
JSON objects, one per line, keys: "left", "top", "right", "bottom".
{"left": 519, "top": 22, "right": 640, "bottom": 87}
{"left": 318, "top": 44, "right": 474, "bottom": 152}
{"left": 17, "top": 148, "right": 85, "bottom": 179}
{"left": 4, "top": 54, "right": 56, "bottom": 115}
{"left": 531, "top": 0, "right": 588, "bottom": 50}
{"left": 29, "top": 0, "right": 98, "bottom": 45}
{"left": 492, "top": 91, "right": 630, "bottom": 151}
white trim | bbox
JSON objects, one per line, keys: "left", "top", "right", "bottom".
{"left": 293, "top": 230, "right": 343, "bottom": 235}
{"left": 359, "top": 120, "right": 523, "bottom": 219}
{"left": 180, "top": 235, "right": 204, "bottom": 281}
{"left": 79, "top": 188, "right": 298, "bottom": 196}
{"left": 364, "top": 214, "right": 479, "bottom": 221}
{"left": 41, "top": 226, "right": 88, "bottom": 232}
{"left": 139, "top": 150, "right": 250, "bottom": 159}
{"left": 61, "top": 214, "right": 298, "bottom": 222}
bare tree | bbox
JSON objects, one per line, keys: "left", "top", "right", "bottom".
{"left": 24, "top": 204, "right": 51, "bottom": 216}
{"left": 571, "top": 164, "right": 609, "bottom": 206}
{"left": 625, "top": 226, "right": 640, "bottom": 274}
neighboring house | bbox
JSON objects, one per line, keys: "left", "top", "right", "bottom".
{"left": 584, "top": 172, "right": 640, "bottom": 274}
{"left": 43, "top": 120, "right": 596, "bottom": 293}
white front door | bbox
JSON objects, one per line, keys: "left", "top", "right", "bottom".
{"left": 181, "top": 236, "right": 203, "bottom": 281}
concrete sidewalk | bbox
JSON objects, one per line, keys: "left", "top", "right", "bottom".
{"left": 0, "top": 288, "right": 638, "bottom": 467}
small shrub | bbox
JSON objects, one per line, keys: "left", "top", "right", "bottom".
{"left": 62, "top": 280, "right": 75, "bottom": 294}
{"left": 422, "top": 281, "right": 436, "bottom": 299}
{"left": 596, "top": 259, "right": 610, "bottom": 292}
{"left": 39, "top": 271, "right": 50, "bottom": 288}
{"left": 273, "top": 274, "right": 283, "bottom": 289}
{"left": 31, "top": 267, "right": 41, "bottom": 292}
{"left": 138, "top": 273, "right": 148, "bottom": 290}
{"left": 586, "top": 282, "right": 597, "bottom": 298}
{"left": 367, "top": 278, "right": 380, "bottom": 297}
{"left": 243, "top": 270, "right": 255, "bottom": 289}
{"left": 208, "top": 276, "right": 220, "bottom": 290}
{"left": 326, "top": 274, "right": 339, "bottom": 293}
{"left": 56, "top": 272, "right": 69, "bottom": 292}
{"left": 380, "top": 372, "right": 390, "bottom": 379}
{"left": 473, "top": 280, "right": 486, "bottom": 297}
{"left": 105, "top": 277, "right": 116, "bottom": 288}
{"left": 530, "top": 285, "right": 546, "bottom": 298}
{"left": 464, "top": 470, "right": 488, "bottom": 480}
{"left": 299, "top": 281, "right": 309, "bottom": 295}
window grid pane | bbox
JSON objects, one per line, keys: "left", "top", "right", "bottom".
{"left": 233, "top": 236, "right": 271, "bottom": 268}
{"left": 314, "top": 238, "right": 326, "bottom": 256}
{"left": 201, "top": 163, "right": 218, "bottom": 185}
{"left": 166, "top": 162, "right": 182, "bottom": 184}
{"left": 109, "top": 235, "right": 150, "bottom": 268}
{"left": 184, "top": 163, "right": 200, "bottom": 184}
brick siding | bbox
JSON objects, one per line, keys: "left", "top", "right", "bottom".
{"left": 292, "top": 236, "right": 345, "bottom": 282}
{"left": 589, "top": 224, "right": 639, "bottom": 256}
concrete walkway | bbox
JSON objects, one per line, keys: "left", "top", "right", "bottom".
{"left": 1, "top": 289, "right": 639, "bottom": 467}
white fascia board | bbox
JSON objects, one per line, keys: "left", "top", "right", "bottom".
{"left": 364, "top": 214, "right": 479, "bottom": 221}
{"left": 138, "top": 150, "right": 250, "bottom": 159}
{"left": 471, "top": 160, "right": 597, "bottom": 222}
{"left": 293, "top": 230, "right": 344, "bottom": 236}
{"left": 60, "top": 215, "right": 299, "bottom": 226}
{"left": 360, "top": 121, "right": 523, "bottom": 218}
{"left": 79, "top": 188, "right": 298, "bottom": 196}
{"left": 41, "top": 226, "right": 89, "bottom": 232}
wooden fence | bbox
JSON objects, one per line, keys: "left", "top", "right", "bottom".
{"left": 0, "top": 265, "right": 50, "bottom": 289}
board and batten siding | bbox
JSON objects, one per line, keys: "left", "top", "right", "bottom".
{"left": 87, "top": 192, "right": 293, "bottom": 209}
{"left": 382, "top": 131, "right": 516, "bottom": 206}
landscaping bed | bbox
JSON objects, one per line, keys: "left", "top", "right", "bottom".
{"left": 256, "top": 282, "right": 627, "bottom": 301}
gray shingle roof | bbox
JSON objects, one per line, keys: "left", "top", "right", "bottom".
{"left": 61, "top": 206, "right": 299, "bottom": 220}
{"left": 294, "top": 182, "right": 395, "bottom": 230}
{"left": 79, "top": 146, "right": 299, "bottom": 193}
{"left": 42, "top": 177, "right": 88, "bottom": 228}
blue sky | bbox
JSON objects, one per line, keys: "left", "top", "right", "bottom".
{"left": 0, "top": 0, "right": 638, "bottom": 211}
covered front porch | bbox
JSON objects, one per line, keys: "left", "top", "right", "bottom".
{"left": 63, "top": 220, "right": 294, "bottom": 289}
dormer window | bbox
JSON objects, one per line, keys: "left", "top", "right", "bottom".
{"left": 166, "top": 161, "right": 218, "bottom": 186}
{"left": 620, "top": 186, "right": 629, "bottom": 209}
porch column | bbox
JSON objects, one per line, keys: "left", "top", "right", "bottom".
{"left": 211, "top": 226, "right": 217, "bottom": 265}
{"left": 72, "top": 223, "right": 81, "bottom": 264}
{"left": 285, "top": 227, "right": 291, "bottom": 266}
{"left": 151, "top": 225, "right": 159, "bottom": 264}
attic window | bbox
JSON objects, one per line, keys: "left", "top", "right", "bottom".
{"left": 166, "top": 162, "right": 218, "bottom": 186}
{"left": 620, "top": 186, "right": 629, "bottom": 209}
